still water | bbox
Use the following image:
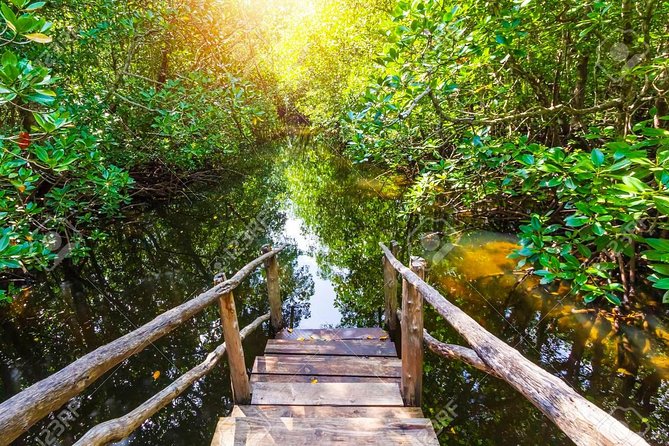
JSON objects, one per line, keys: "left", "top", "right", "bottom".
{"left": 1, "top": 135, "right": 667, "bottom": 445}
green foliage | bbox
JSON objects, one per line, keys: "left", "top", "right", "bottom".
{"left": 343, "top": 0, "right": 669, "bottom": 307}
{"left": 0, "top": 0, "right": 279, "bottom": 301}
{"left": 503, "top": 123, "right": 669, "bottom": 304}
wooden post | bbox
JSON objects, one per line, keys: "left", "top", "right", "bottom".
{"left": 401, "top": 256, "right": 426, "bottom": 407}
{"left": 215, "top": 274, "right": 251, "bottom": 404}
{"left": 261, "top": 244, "right": 283, "bottom": 333}
{"left": 383, "top": 240, "right": 400, "bottom": 337}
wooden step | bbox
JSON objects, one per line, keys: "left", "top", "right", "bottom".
{"left": 252, "top": 354, "right": 401, "bottom": 377}
{"left": 251, "top": 382, "right": 403, "bottom": 406}
{"left": 275, "top": 327, "right": 388, "bottom": 341}
{"left": 231, "top": 405, "right": 424, "bottom": 419}
{"left": 264, "top": 339, "right": 396, "bottom": 357}
{"left": 211, "top": 416, "right": 439, "bottom": 445}
{"left": 250, "top": 374, "right": 400, "bottom": 384}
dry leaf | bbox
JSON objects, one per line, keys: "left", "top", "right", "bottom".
{"left": 296, "top": 337, "right": 305, "bottom": 341}
{"left": 287, "top": 328, "right": 293, "bottom": 333}
{"left": 310, "top": 377, "right": 318, "bottom": 384}
{"left": 152, "top": 370, "right": 161, "bottom": 380}
{"left": 25, "top": 33, "right": 53, "bottom": 44}
{"left": 366, "top": 335, "right": 373, "bottom": 340}
{"left": 379, "top": 335, "right": 389, "bottom": 341}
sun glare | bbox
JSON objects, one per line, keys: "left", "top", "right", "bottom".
{"left": 241, "top": 0, "right": 317, "bottom": 16}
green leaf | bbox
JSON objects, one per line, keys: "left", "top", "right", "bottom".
{"left": 621, "top": 176, "right": 649, "bottom": 193}
{"left": 653, "top": 196, "right": 669, "bottom": 215}
{"left": 24, "top": 91, "right": 55, "bottom": 105}
{"left": 645, "top": 238, "right": 669, "bottom": 252}
{"left": 517, "top": 246, "right": 534, "bottom": 256}
{"left": 0, "top": 234, "right": 9, "bottom": 252}
{"left": 592, "top": 222, "right": 605, "bottom": 236}
{"left": 583, "top": 294, "right": 598, "bottom": 303}
{"left": 591, "top": 149, "right": 604, "bottom": 167}
{"left": 663, "top": 291, "right": 669, "bottom": 304}
{"left": 1, "top": 4, "right": 18, "bottom": 32}
{"left": 605, "top": 293, "right": 622, "bottom": 306}
{"left": 530, "top": 214, "right": 541, "bottom": 231}
{"left": 519, "top": 154, "right": 534, "bottom": 165}
{"left": 24, "top": 2, "right": 45, "bottom": 11}
{"left": 33, "top": 146, "right": 49, "bottom": 163}
{"left": 0, "top": 259, "right": 21, "bottom": 268}
{"left": 652, "top": 278, "right": 669, "bottom": 290}
{"left": 565, "top": 215, "right": 589, "bottom": 227}
{"left": 650, "top": 264, "right": 669, "bottom": 276}
{"left": 1, "top": 50, "right": 17, "bottom": 67}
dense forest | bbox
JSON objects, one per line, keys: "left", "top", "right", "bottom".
{"left": 2, "top": 0, "right": 669, "bottom": 310}
{"left": 1, "top": 0, "right": 669, "bottom": 445}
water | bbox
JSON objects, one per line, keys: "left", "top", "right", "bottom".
{"left": 1, "top": 135, "right": 668, "bottom": 445}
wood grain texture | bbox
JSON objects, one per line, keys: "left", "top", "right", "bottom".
{"left": 211, "top": 418, "right": 236, "bottom": 446}
{"left": 275, "top": 328, "right": 388, "bottom": 341}
{"left": 252, "top": 355, "right": 401, "bottom": 377}
{"left": 73, "top": 313, "right": 270, "bottom": 446}
{"left": 383, "top": 241, "right": 400, "bottom": 335}
{"left": 401, "top": 257, "right": 425, "bottom": 407}
{"left": 250, "top": 374, "right": 400, "bottom": 384}
{"left": 0, "top": 247, "right": 285, "bottom": 446}
{"left": 251, "top": 383, "right": 404, "bottom": 406}
{"left": 264, "top": 339, "right": 396, "bottom": 357}
{"left": 424, "top": 330, "right": 502, "bottom": 379}
{"left": 262, "top": 245, "right": 283, "bottom": 332}
{"left": 219, "top": 281, "right": 251, "bottom": 404}
{"left": 213, "top": 417, "right": 439, "bottom": 445}
{"left": 230, "top": 405, "right": 424, "bottom": 419}
{"left": 380, "top": 242, "right": 650, "bottom": 446}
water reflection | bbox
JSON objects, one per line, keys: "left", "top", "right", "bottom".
{"left": 0, "top": 136, "right": 668, "bottom": 445}
{"left": 424, "top": 231, "right": 669, "bottom": 445}
{"left": 280, "top": 202, "right": 342, "bottom": 328}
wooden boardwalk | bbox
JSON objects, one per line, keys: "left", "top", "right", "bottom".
{"left": 211, "top": 327, "right": 439, "bottom": 445}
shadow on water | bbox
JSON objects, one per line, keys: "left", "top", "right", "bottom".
{"left": 0, "top": 134, "right": 668, "bottom": 445}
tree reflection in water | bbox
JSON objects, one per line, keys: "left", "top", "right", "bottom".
{"left": 0, "top": 137, "right": 667, "bottom": 445}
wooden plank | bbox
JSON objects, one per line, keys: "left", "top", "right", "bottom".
{"left": 251, "top": 382, "right": 404, "bottom": 406}
{"left": 231, "top": 405, "right": 424, "bottom": 419}
{"left": 261, "top": 245, "right": 283, "bottom": 332}
{"left": 221, "top": 417, "right": 439, "bottom": 445}
{"left": 276, "top": 328, "right": 387, "bottom": 341}
{"left": 401, "top": 257, "right": 425, "bottom": 407}
{"left": 252, "top": 355, "right": 401, "bottom": 377}
{"left": 383, "top": 241, "right": 400, "bottom": 335}
{"left": 381, "top": 242, "right": 651, "bottom": 446}
{"left": 217, "top": 274, "right": 251, "bottom": 404}
{"left": 250, "top": 374, "right": 400, "bottom": 384}
{"left": 211, "top": 418, "right": 236, "bottom": 446}
{"left": 0, "top": 247, "right": 286, "bottom": 446}
{"left": 74, "top": 314, "right": 270, "bottom": 446}
{"left": 264, "top": 339, "right": 396, "bottom": 357}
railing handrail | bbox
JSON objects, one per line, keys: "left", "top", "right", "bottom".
{"left": 73, "top": 312, "right": 271, "bottom": 446}
{"left": 380, "top": 241, "right": 649, "bottom": 446}
{"left": 0, "top": 246, "right": 285, "bottom": 446}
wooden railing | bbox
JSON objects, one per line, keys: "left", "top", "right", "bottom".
{"left": 0, "top": 245, "right": 285, "bottom": 446}
{"left": 381, "top": 242, "right": 649, "bottom": 446}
